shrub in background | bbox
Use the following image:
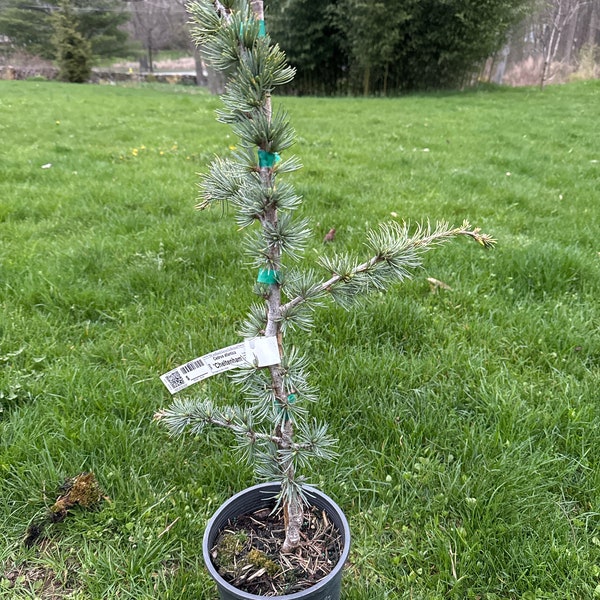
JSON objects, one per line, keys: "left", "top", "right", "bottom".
{"left": 51, "top": 0, "right": 91, "bottom": 83}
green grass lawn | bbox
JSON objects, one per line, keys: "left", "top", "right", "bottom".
{"left": 0, "top": 79, "right": 599, "bottom": 599}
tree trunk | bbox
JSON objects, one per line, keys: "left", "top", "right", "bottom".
{"left": 383, "top": 62, "right": 389, "bottom": 96}
{"left": 563, "top": 5, "right": 578, "bottom": 64}
{"left": 147, "top": 31, "right": 154, "bottom": 73}
{"left": 492, "top": 44, "right": 511, "bottom": 84}
{"left": 205, "top": 65, "right": 225, "bottom": 94}
{"left": 541, "top": 4, "right": 562, "bottom": 90}
{"left": 249, "top": 0, "right": 304, "bottom": 555}
{"left": 193, "top": 46, "right": 207, "bottom": 86}
{"left": 588, "top": 0, "right": 599, "bottom": 46}
{"left": 363, "top": 64, "right": 371, "bottom": 96}
{"left": 250, "top": 0, "right": 264, "bottom": 20}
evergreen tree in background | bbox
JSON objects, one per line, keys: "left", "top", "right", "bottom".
{"left": 0, "top": 0, "right": 54, "bottom": 58}
{"left": 267, "top": 0, "right": 531, "bottom": 94}
{"left": 73, "top": 0, "right": 129, "bottom": 59}
{"left": 266, "top": 0, "right": 349, "bottom": 95}
{"left": 52, "top": 0, "right": 92, "bottom": 83}
{"left": 0, "top": 0, "right": 129, "bottom": 60}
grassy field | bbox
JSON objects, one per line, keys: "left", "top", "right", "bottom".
{"left": 0, "top": 79, "right": 599, "bottom": 599}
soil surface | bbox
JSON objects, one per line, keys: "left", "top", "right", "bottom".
{"left": 211, "top": 504, "right": 343, "bottom": 596}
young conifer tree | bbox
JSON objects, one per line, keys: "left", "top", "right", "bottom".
{"left": 156, "top": 0, "right": 495, "bottom": 554}
{"left": 51, "top": 0, "right": 92, "bottom": 83}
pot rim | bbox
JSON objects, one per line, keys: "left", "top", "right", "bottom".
{"left": 202, "top": 481, "right": 351, "bottom": 600}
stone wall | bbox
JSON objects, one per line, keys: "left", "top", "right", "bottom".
{"left": 0, "top": 64, "right": 58, "bottom": 80}
{"left": 0, "top": 65, "right": 200, "bottom": 86}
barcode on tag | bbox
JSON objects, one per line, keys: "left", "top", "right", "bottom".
{"left": 181, "top": 358, "right": 205, "bottom": 374}
{"left": 163, "top": 370, "right": 186, "bottom": 392}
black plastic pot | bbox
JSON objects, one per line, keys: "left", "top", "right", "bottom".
{"left": 202, "top": 482, "right": 351, "bottom": 600}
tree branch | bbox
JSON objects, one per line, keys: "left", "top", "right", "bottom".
{"left": 154, "top": 407, "right": 284, "bottom": 446}
{"left": 279, "top": 222, "right": 495, "bottom": 315}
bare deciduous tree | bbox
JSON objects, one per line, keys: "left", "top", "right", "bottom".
{"left": 499, "top": 0, "right": 598, "bottom": 86}
{"left": 127, "top": 0, "right": 187, "bottom": 72}
{"left": 538, "top": 0, "right": 587, "bottom": 88}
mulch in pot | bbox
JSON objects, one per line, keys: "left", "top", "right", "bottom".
{"left": 211, "top": 504, "right": 343, "bottom": 596}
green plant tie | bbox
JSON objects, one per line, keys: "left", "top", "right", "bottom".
{"left": 239, "top": 19, "right": 266, "bottom": 39}
{"left": 257, "top": 268, "right": 279, "bottom": 285}
{"left": 258, "top": 149, "right": 280, "bottom": 169}
{"left": 274, "top": 394, "right": 296, "bottom": 417}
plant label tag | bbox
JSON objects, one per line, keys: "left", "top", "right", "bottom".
{"left": 160, "top": 337, "right": 280, "bottom": 394}
{"left": 245, "top": 335, "right": 280, "bottom": 367}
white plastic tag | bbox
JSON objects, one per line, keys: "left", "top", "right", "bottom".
{"left": 160, "top": 336, "right": 280, "bottom": 394}
{"left": 245, "top": 336, "right": 281, "bottom": 368}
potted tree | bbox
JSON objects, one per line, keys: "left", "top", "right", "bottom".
{"left": 155, "top": 1, "right": 495, "bottom": 598}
